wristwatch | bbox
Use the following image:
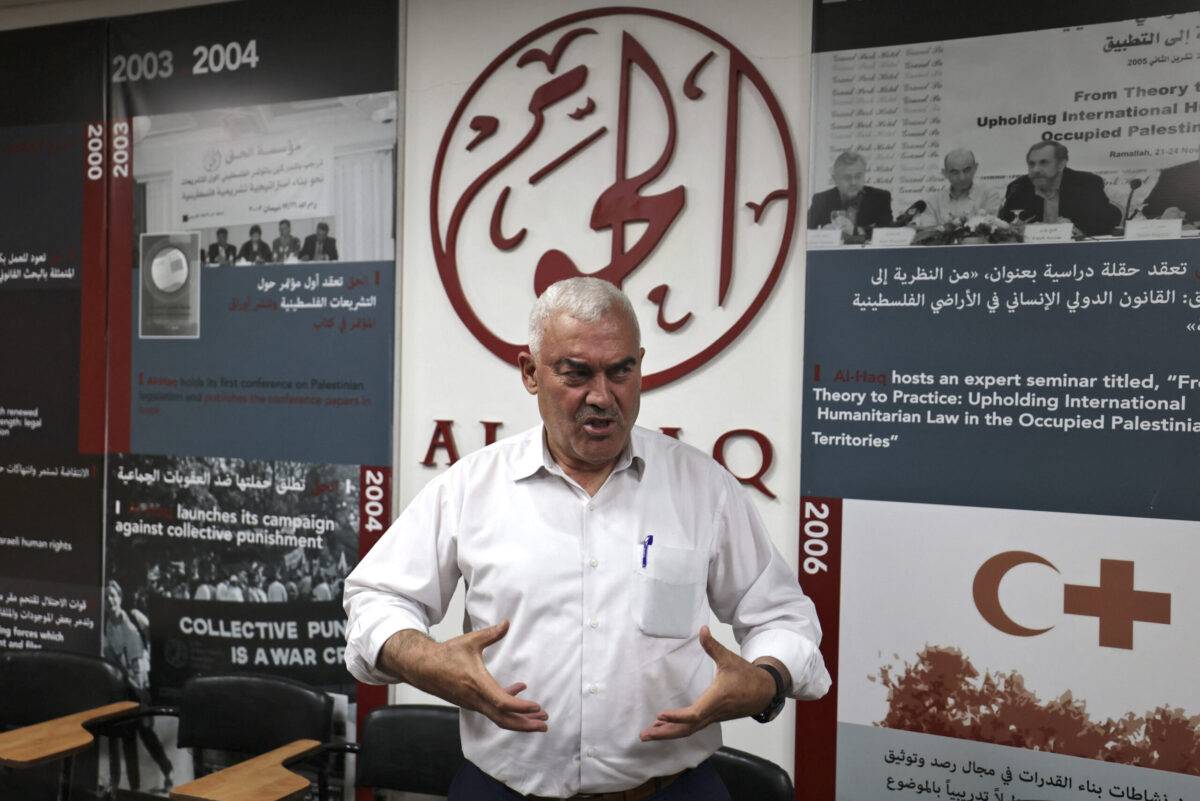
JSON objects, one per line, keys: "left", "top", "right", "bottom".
{"left": 752, "top": 664, "right": 786, "bottom": 723}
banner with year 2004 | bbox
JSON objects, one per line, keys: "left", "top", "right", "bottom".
{"left": 99, "top": 2, "right": 397, "bottom": 796}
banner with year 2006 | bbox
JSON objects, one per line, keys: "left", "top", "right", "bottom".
{"left": 798, "top": 5, "right": 1200, "bottom": 801}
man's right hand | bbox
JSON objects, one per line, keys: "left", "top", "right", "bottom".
{"left": 377, "top": 620, "right": 548, "bottom": 733}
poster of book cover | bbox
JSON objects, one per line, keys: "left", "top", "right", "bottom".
{"left": 799, "top": 5, "right": 1200, "bottom": 801}
{"left": 100, "top": 0, "right": 397, "bottom": 795}
{"left": 0, "top": 22, "right": 108, "bottom": 663}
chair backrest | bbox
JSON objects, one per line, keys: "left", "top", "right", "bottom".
{"left": 0, "top": 650, "right": 133, "bottom": 726}
{"left": 709, "top": 746, "right": 794, "bottom": 801}
{"left": 357, "top": 704, "right": 464, "bottom": 793}
{"left": 0, "top": 650, "right": 133, "bottom": 801}
{"left": 177, "top": 673, "right": 333, "bottom": 754}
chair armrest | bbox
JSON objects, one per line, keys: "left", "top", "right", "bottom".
{"left": 0, "top": 701, "right": 141, "bottom": 767}
{"left": 281, "top": 740, "right": 360, "bottom": 770}
{"left": 89, "top": 705, "right": 179, "bottom": 737}
{"left": 170, "top": 738, "right": 322, "bottom": 801}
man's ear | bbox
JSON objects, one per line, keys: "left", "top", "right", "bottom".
{"left": 518, "top": 351, "right": 539, "bottom": 395}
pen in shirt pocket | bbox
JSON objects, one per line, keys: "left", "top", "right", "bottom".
{"left": 640, "top": 534, "right": 654, "bottom": 568}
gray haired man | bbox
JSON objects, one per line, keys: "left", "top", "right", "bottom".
{"left": 807, "top": 149, "right": 894, "bottom": 232}
{"left": 344, "top": 277, "right": 830, "bottom": 800}
{"left": 916, "top": 149, "right": 1002, "bottom": 226}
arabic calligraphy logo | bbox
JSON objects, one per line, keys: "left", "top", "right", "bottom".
{"left": 431, "top": 8, "right": 798, "bottom": 389}
{"left": 973, "top": 551, "right": 1171, "bottom": 649}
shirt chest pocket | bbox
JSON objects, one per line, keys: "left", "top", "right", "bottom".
{"left": 632, "top": 544, "right": 708, "bottom": 639}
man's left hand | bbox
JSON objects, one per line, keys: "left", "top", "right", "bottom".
{"left": 639, "top": 626, "right": 784, "bottom": 741}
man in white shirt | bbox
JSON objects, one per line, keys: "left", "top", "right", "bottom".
{"left": 266, "top": 567, "right": 288, "bottom": 603}
{"left": 343, "top": 277, "right": 830, "bottom": 800}
{"left": 917, "top": 148, "right": 1002, "bottom": 226}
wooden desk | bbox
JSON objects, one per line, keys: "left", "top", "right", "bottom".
{"left": 170, "top": 739, "right": 322, "bottom": 801}
{"left": 0, "top": 701, "right": 140, "bottom": 767}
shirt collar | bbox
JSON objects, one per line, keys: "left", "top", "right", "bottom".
{"left": 839, "top": 190, "right": 862, "bottom": 207}
{"left": 511, "top": 425, "right": 645, "bottom": 482}
{"left": 947, "top": 183, "right": 974, "bottom": 201}
{"left": 1035, "top": 170, "right": 1064, "bottom": 199}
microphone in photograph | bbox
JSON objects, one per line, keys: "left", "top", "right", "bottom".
{"left": 1123, "top": 177, "right": 1144, "bottom": 222}
{"left": 894, "top": 200, "right": 927, "bottom": 226}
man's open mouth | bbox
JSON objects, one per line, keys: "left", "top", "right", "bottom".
{"left": 581, "top": 418, "right": 616, "bottom": 435}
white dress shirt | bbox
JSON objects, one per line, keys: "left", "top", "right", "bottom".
{"left": 344, "top": 425, "right": 830, "bottom": 797}
{"left": 918, "top": 183, "right": 1003, "bottom": 226}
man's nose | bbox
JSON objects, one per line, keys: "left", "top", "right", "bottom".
{"left": 585, "top": 375, "right": 614, "bottom": 407}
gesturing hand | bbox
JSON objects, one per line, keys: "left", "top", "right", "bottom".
{"left": 639, "top": 626, "right": 778, "bottom": 742}
{"left": 383, "top": 620, "right": 548, "bottom": 733}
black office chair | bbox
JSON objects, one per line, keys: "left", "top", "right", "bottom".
{"left": 288, "top": 704, "right": 464, "bottom": 798}
{"left": 0, "top": 650, "right": 137, "bottom": 801}
{"left": 122, "top": 673, "right": 335, "bottom": 798}
{"left": 356, "top": 705, "right": 464, "bottom": 795}
{"left": 709, "top": 745, "right": 794, "bottom": 801}
{"left": 175, "top": 673, "right": 335, "bottom": 776}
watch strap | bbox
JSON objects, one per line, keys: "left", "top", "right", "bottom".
{"left": 752, "top": 663, "right": 786, "bottom": 723}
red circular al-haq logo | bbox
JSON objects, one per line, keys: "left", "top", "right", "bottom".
{"left": 431, "top": 7, "right": 798, "bottom": 390}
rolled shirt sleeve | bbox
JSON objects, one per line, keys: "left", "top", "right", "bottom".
{"left": 343, "top": 476, "right": 461, "bottom": 685}
{"left": 705, "top": 472, "right": 832, "bottom": 700}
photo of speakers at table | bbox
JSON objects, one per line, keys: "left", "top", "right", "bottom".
{"left": 130, "top": 92, "right": 397, "bottom": 268}
{"left": 808, "top": 11, "right": 1200, "bottom": 245}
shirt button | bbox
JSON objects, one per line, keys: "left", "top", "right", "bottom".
{"left": 589, "top": 558, "right": 599, "bottom": 568}
{"left": 589, "top": 618, "right": 599, "bottom": 629}
{"left": 586, "top": 503, "right": 595, "bottom": 511}
{"left": 586, "top": 747, "right": 597, "bottom": 757}
{"left": 587, "top": 684, "right": 598, "bottom": 695}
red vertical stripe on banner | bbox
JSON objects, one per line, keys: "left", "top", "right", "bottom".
{"left": 106, "top": 118, "right": 134, "bottom": 453}
{"left": 358, "top": 465, "right": 392, "bottom": 557}
{"left": 77, "top": 121, "right": 108, "bottom": 454}
{"left": 795, "top": 496, "right": 842, "bottom": 801}
{"left": 355, "top": 465, "right": 392, "bottom": 801}
{"left": 353, "top": 684, "right": 388, "bottom": 801}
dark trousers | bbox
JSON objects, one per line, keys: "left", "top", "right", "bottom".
{"left": 448, "top": 760, "right": 732, "bottom": 801}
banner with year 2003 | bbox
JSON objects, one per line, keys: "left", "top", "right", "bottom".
{"left": 99, "top": 1, "right": 398, "bottom": 795}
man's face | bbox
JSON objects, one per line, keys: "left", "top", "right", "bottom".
{"left": 105, "top": 586, "right": 120, "bottom": 619}
{"left": 519, "top": 311, "right": 643, "bottom": 473}
{"left": 279, "top": 222, "right": 291, "bottom": 237}
{"left": 217, "top": 231, "right": 228, "bottom": 244}
{"left": 251, "top": 231, "right": 261, "bottom": 242}
{"left": 832, "top": 161, "right": 866, "bottom": 199}
{"left": 1026, "top": 145, "right": 1064, "bottom": 189}
{"left": 316, "top": 227, "right": 327, "bottom": 241}
{"left": 943, "top": 154, "right": 977, "bottom": 194}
